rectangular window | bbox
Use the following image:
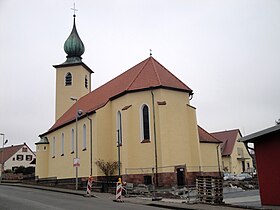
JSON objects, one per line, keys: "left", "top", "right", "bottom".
{"left": 26, "top": 155, "right": 32, "bottom": 161}
{"left": 22, "top": 147, "right": 27, "bottom": 152}
{"left": 16, "top": 155, "right": 23, "bottom": 161}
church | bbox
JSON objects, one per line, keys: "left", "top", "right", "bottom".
{"left": 36, "top": 14, "right": 222, "bottom": 187}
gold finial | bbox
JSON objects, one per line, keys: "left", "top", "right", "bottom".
{"left": 71, "top": 3, "right": 78, "bottom": 17}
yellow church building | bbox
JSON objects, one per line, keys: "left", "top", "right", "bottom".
{"left": 36, "top": 14, "right": 222, "bottom": 187}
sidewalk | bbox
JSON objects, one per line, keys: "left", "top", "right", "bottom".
{"left": 0, "top": 183, "right": 264, "bottom": 210}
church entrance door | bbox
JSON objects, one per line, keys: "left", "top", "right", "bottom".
{"left": 177, "top": 168, "right": 185, "bottom": 186}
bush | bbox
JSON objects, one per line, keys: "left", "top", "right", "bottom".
{"left": 15, "top": 166, "right": 25, "bottom": 174}
{"left": 14, "top": 166, "right": 35, "bottom": 175}
{"left": 4, "top": 169, "right": 13, "bottom": 174}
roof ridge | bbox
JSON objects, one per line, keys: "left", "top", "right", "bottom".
{"left": 198, "top": 125, "right": 222, "bottom": 143}
{"left": 211, "top": 129, "right": 239, "bottom": 134}
{"left": 126, "top": 57, "right": 150, "bottom": 90}
{"left": 152, "top": 58, "right": 190, "bottom": 90}
{"left": 150, "top": 57, "right": 161, "bottom": 85}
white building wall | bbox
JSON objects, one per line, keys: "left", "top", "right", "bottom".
{"left": 4, "top": 146, "right": 36, "bottom": 171}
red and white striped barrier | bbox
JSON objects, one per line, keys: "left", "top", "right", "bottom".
{"left": 84, "top": 176, "right": 94, "bottom": 197}
{"left": 114, "top": 178, "right": 124, "bottom": 202}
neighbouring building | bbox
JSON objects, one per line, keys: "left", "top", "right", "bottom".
{"left": 211, "top": 129, "right": 253, "bottom": 174}
{"left": 36, "top": 14, "right": 222, "bottom": 187}
{"left": 0, "top": 143, "right": 36, "bottom": 176}
{"left": 240, "top": 124, "right": 280, "bottom": 207}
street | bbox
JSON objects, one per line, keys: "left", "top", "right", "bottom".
{"left": 0, "top": 185, "right": 166, "bottom": 210}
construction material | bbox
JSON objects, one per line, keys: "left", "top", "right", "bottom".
{"left": 196, "top": 176, "right": 223, "bottom": 204}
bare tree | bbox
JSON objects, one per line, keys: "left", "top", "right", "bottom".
{"left": 95, "top": 159, "right": 118, "bottom": 177}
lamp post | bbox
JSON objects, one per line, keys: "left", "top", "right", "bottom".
{"left": 0, "top": 133, "right": 8, "bottom": 182}
{"left": 70, "top": 96, "right": 79, "bottom": 190}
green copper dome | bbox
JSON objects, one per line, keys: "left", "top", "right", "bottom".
{"left": 63, "top": 15, "right": 85, "bottom": 64}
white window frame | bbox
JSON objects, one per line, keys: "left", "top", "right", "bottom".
{"left": 139, "top": 104, "right": 151, "bottom": 142}
{"left": 52, "top": 137, "right": 56, "bottom": 158}
{"left": 61, "top": 133, "right": 64, "bottom": 156}
{"left": 71, "top": 129, "right": 75, "bottom": 153}
{"left": 82, "top": 124, "right": 87, "bottom": 150}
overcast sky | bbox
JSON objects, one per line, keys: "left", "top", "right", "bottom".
{"left": 0, "top": 0, "right": 279, "bottom": 150}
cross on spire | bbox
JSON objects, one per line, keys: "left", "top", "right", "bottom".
{"left": 71, "top": 3, "right": 78, "bottom": 17}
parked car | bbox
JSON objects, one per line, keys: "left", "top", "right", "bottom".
{"left": 223, "top": 173, "right": 236, "bottom": 181}
{"left": 235, "top": 173, "right": 252, "bottom": 181}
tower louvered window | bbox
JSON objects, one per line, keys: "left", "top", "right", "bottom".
{"left": 65, "top": 72, "right": 72, "bottom": 86}
{"left": 85, "top": 75, "right": 88, "bottom": 89}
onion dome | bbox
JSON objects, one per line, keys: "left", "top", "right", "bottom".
{"left": 63, "top": 15, "right": 85, "bottom": 64}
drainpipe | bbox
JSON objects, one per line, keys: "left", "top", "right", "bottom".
{"left": 151, "top": 90, "right": 158, "bottom": 187}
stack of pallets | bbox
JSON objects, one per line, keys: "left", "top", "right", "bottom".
{"left": 196, "top": 176, "right": 223, "bottom": 204}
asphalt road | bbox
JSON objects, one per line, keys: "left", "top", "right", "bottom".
{"left": 0, "top": 185, "right": 168, "bottom": 210}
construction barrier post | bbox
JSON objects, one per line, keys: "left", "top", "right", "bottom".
{"left": 84, "top": 176, "right": 95, "bottom": 197}
{"left": 113, "top": 178, "right": 124, "bottom": 202}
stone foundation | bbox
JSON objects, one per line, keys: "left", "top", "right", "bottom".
{"left": 123, "top": 171, "right": 221, "bottom": 187}
{"left": 35, "top": 171, "right": 221, "bottom": 189}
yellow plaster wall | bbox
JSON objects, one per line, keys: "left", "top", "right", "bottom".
{"left": 37, "top": 88, "right": 220, "bottom": 179}
{"left": 35, "top": 144, "right": 49, "bottom": 178}
{"left": 155, "top": 89, "right": 202, "bottom": 172}
{"left": 200, "top": 143, "right": 222, "bottom": 172}
{"left": 111, "top": 92, "right": 155, "bottom": 174}
{"left": 55, "top": 65, "right": 91, "bottom": 121}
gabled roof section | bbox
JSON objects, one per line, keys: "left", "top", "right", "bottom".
{"left": 42, "top": 57, "right": 192, "bottom": 135}
{"left": 198, "top": 126, "right": 222, "bottom": 143}
{"left": 211, "top": 129, "right": 241, "bottom": 156}
{"left": 0, "top": 144, "right": 24, "bottom": 164}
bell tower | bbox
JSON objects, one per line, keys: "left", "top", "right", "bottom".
{"left": 53, "top": 13, "right": 93, "bottom": 121}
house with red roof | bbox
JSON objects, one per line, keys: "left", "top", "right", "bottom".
{"left": 36, "top": 14, "right": 222, "bottom": 187}
{"left": 0, "top": 143, "right": 36, "bottom": 176}
{"left": 211, "top": 129, "right": 253, "bottom": 174}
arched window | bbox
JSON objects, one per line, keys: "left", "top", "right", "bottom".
{"left": 61, "top": 133, "right": 64, "bottom": 156}
{"left": 52, "top": 137, "right": 56, "bottom": 158}
{"left": 85, "top": 75, "right": 88, "bottom": 89}
{"left": 65, "top": 72, "right": 72, "bottom": 86}
{"left": 140, "top": 104, "right": 150, "bottom": 141}
{"left": 117, "top": 111, "right": 122, "bottom": 146}
{"left": 71, "top": 129, "right": 74, "bottom": 153}
{"left": 82, "top": 124, "right": 86, "bottom": 150}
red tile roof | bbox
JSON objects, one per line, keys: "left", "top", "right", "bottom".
{"left": 198, "top": 126, "right": 222, "bottom": 143}
{"left": 43, "top": 57, "right": 192, "bottom": 135}
{"left": 211, "top": 129, "right": 241, "bottom": 156}
{"left": 0, "top": 144, "right": 24, "bottom": 164}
